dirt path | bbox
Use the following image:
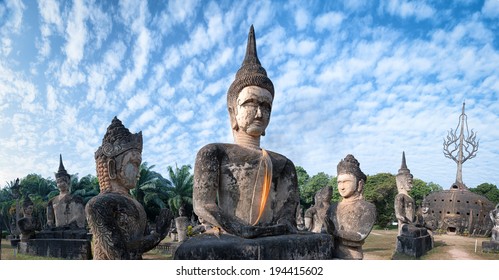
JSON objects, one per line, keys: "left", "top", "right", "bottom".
{"left": 363, "top": 230, "right": 498, "bottom": 260}
{"left": 448, "top": 248, "right": 471, "bottom": 259}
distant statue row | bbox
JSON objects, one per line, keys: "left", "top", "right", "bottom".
{"left": 16, "top": 155, "right": 86, "bottom": 243}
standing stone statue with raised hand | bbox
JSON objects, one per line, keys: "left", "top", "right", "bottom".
{"left": 304, "top": 186, "right": 332, "bottom": 233}
{"left": 85, "top": 117, "right": 173, "bottom": 260}
{"left": 325, "top": 154, "right": 376, "bottom": 259}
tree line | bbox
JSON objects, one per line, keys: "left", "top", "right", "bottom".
{"left": 296, "top": 166, "right": 499, "bottom": 227}
{"left": 0, "top": 162, "right": 193, "bottom": 237}
{"left": 1, "top": 164, "right": 498, "bottom": 236}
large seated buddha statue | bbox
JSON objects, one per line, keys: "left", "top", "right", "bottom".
{"left": 174, "top": 26, "right": 333, "bottom": 260}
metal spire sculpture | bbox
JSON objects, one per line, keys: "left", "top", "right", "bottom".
{"left": 443, "top": 102, "right": 479, "bottom": 189}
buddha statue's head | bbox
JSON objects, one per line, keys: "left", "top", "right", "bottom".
{"left": 22, "top": 196, "right": 34, "bottom": 217}
{"left": 315, "top": 186, "right": 332, "bottom": 207}
{"left": 55, "top": 154, "right": 70, "bottom": 193}
{"left": 95, "top": 117, "right": 143, "bottom": 193}
{"left": 227, "top": 25, "right": 274, "bottom": 138}
{"left": 336, "top": 154, "right": 367, "bottom": 201}
{"left": 396, "top": 152, "right": 413, "bottom": 193}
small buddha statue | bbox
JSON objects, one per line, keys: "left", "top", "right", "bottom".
{"left": 175, "top": 205, "right": 189, "bottom": 242}
{"left": 18, "top": 196, "right": 40, "bottom": 242}
{"left": 394, "top": 152, "right": 416, "bottom": 235}
{"left": 304, "top": 186, "right": 332, "bottom": 233}
{"left": 192, "top": 25, "right": 299, "bottom": 239}
{"left": 296, "top": 204, "right": 305, "bottom": 231}
{"left": 46, "top": 155, "right": 86, "bottom": 229}
{"left": 85, "top": 117, "right": 172, "bottom": 259}
{"left": 325, "top": 154, "right": 376, "bottom": 260}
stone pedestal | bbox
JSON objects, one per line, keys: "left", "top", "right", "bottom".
{"left": 396, "top": 224, "right": 433, "bottom": 258}
{"left": 17, "top": 228, "right": 92, "bottom": 260}
{"left": 482, "top": 241, "right": 499, "bottom": 253}
{"left": 174, "top": 232, "right": 333, "bottom": 260}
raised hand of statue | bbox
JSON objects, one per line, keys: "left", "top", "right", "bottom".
{"left": 155, "top": 208, "right": 174, "bottom": 240}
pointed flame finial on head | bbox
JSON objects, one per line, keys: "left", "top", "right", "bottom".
{"left": 227, "top": 25, "right": 274, "bottom": 109}
{"left": 398, "top": 151, "right": 411, "bottom": 175}
{"left": 56, "top": 154, "right": 70, "bottom": 180}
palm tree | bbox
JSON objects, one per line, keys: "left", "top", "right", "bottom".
{"left": 166, "top": 164, "right": 193, "bottom": 217}
{"left": 131, "top": 162, "right": 159, "bottom": 206}
{"left": 130, "top": 162, "right": 172, "bottom": 222}
{"left": 71, "top": 174, "right": 100, "bottom": 204}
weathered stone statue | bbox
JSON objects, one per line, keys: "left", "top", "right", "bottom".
{"left": 325, "top": 154, "right": 376, "bottom": 260}
{"left": 394, "top": 152, "right": 415, "bottom": 235}
{"left": 17, "top": 197, "right": 40, "bottom": 242}
{"left": 296, "top": 204, "right": 305, "bottom": 231}
{"left": 394, "top": 152, "right": 433, "bottom": 257}
{"left": 85, "top": 117, "right": 172, "bottom": 260}
{"left": 46, "top": 155, "right": 86, "bottom": 229}
{"left": 175, "top": 26, "right": 333, "bottom": 260}
{"left": 304, "top": 186, "right": 332, "bottom": 233}
{"left": 192, "top": 25, "right": 299, "bottom": 239}
{"left": 175, "top": 206, "right": 189, "bottom": 242}
{"left": 490, "top": 204, "right": 499, "bottom": 242}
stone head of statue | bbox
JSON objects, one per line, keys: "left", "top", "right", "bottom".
{"left": 336, "top": 154, "right": 367, "bottom": 201}
{"left": 55, "top": 154, "right": 70, "bottom": 193}
{"left": 315, "top": 186, "right": 332, "bottom": 207}
{"left": 178, "top": 205, "right": 186, "bottom": 217}
{"left": 22, "top": 196, "right": 34, "bottom": 216}
{"left": 95, "top": 117, "right": 143, "bottom": 193}
{"left": 396, "top": 152, "right": 413, "bottom": 193}
{"left": 227, "top": 25, "right": 274, "bottom": 138}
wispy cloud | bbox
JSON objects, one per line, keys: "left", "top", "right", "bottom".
{"left": 0, "top": 1, "right": 498, "bottom": 191}
{"left": 117, "top": 0, "right": 152, "bottom": 93}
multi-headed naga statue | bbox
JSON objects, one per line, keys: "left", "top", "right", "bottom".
{"left": 443, "top": 102, "right": 478, "bottom": 189}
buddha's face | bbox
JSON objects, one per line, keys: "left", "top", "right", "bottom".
{"left": 397, "top": 173, "right": 413, "bottom": 192}
{"left": 337, "top": 173, "right": 360, "bottom": 199}
{"left": 56, "top": 177, "right": 69, "bottom": 193}
{"left": 116, "top": 149, "right": 142, "bottom": 191}
{"left": 235, "top": 86, "right": 272, "bottom": 137}
{"left": 24, "top": 205, "right": 33, "bottom": 216}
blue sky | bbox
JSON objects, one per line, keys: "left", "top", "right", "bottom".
{"left": 0, "top": 0, "right": 498, "bottom": 189}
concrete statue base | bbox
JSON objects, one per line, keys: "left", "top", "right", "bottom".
{"left": 17, "top": 228, "right": 91, "bottom": 260}
{"left": 174, "top": 232, "right": 333, "bottom": 260}
{"left": 482, "top": 240, "right": 499, "bottom": 253}
{"left": 396, "top": 224, "right": 433, "bottom": 258}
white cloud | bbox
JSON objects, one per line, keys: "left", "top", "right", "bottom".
{"left": 1, "top": 0, "right": 25, "bottom": 33}
{"left": 127, "top": 91, "right": 150, "bottom": 112}
{"left": 294, "top": 8, "right": 310, "bottom": 31}
{"left": 38, "top": 0, "right": 63, "bottom": 32}
{"left": 131, "top": 106, "right": 158, "bottom": 131}
{"left": 482, "top": 0, "right": 499, "bottom": 18}
{"left": 169, "top": 0, "right": 199, "bottom": 24}
{"left": 46, "top": 85, "right": 58, "bottom": 111}
{"left": 87, "top": 2, "right": 112, "bottom": 50}
{"left": 117, "top": 0, "right": 151, "bottom": 93}
{"left": 314, "top": 11, "right": 345, "bottom": 32}
{"left": 1, "top": 37, "right": 12, "bottom": 56}
{"left": 207, "top": 47, "right": 233, "bottom": 75}
{"left": 175, "top": 98, "right": 194, "bottom": 123}
{"left": 380, "top": 0, "right": 435, "bottom": 21}
{"left": 64, "top": 0, "right": 88, "bottom": 64}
